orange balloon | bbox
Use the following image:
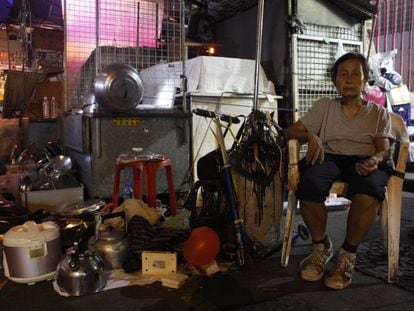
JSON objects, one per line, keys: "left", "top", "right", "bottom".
{"left": 183, "top": 226, "right": 221, "bottom": 266}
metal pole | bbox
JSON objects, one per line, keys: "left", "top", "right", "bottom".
{"left": 95, "top": 0, "right": 102, "bottom": 158}
{"left": 384, "top": 1, "right": 388, "bottom": 52}
{"left": 408, "top": 0, "right": 414, "bottom": 89}
{"left": 399, "top": 0, "right": 406, "bottom": 78}
{"left": 181, "top": 0, "right": 187, "bottom": 111}
{"left": 95, "top": 0, "right": 100, "bottom": 75}
{"left": 253, "top": 0, "right": 265, "bottom": 111}
{"left": 62, "top": 0, "right": 68, "bottom": 111}
{"left": 392, "top": 0, "right": 397, "bottom": 50}
{"left": 367, "top": 0, "right": 379, "bottom": 60}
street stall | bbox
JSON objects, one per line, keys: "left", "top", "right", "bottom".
{"left": 0, "top": 0, "right": 286, "bottom": 293}
{"left": 3, "top": 1, "right": 414, "bottom": 310}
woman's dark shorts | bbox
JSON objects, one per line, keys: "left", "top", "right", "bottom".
{"left": 296, "top": 154, "right": 392, "bottom": 203}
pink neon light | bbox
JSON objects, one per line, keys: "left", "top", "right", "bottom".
{"left": 65, "top": 0, "right": 164, "bottom": 66}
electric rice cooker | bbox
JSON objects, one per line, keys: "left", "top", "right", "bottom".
{"left": 2, "top": 220, "right": 61, "bottom": 284}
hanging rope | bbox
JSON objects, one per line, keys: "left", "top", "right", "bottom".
{"left": 229, "top": 110, "right": 285, "bottom": 224}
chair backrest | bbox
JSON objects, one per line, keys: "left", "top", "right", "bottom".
{"left": 390, "top": 111, "right": 409, "bottom": 143}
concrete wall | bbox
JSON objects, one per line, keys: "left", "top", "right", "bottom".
{"left": 214, "top": 0, "right": 364, "bottom": 91}
{"left": 297, "top": 0, "right": 356, "bottom": 28}
{"left": 215, "top": 0, "right": 288, "bottom": 89}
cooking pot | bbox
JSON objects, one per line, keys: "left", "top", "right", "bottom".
{"left": 94, "top": 63, "right": 144, "bottom": 113}
{"left": 88, "top": 211, "right": 129, "bottom": 269}
{"left": 55, "top": 218, "right": 86, "bottom": 251}
{"left": 56, "top": 243, "right": 106, "bottom": 296}
{"left": 2, "top": 221, "right": 61, "bottom": 284}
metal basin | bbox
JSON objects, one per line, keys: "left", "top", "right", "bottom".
{"left": 94, "top": 63, "right": 144, "bottom": 113}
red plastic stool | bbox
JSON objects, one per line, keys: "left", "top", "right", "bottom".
{"left": 112, "top": 158, "right": 177, "bottom": 215}
{"left": 112, "top": 161, "right": 145, "bottom": 206}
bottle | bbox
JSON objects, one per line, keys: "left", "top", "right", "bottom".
{"left": 50, "top": 96, "right": 58, "bottom": 118}
{"left": 122, "top": 180, "right": 133, "bottom": 201}
{"left": 42, "top": 97, "right": 50, "bottom": 119}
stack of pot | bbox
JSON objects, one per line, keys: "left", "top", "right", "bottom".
{"left": 60, "top": 199, "right": 107, "bottom": 251}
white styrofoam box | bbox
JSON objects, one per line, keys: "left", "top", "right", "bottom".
{"left": 20, "top": 186, "right": 84, "bottom": 212}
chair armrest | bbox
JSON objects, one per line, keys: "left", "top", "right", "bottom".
{"left": 395, "top": 141, "right": 409, "bottom": 178}
{"left": 390, "top": 112, "right": 409, "bottom": 178}
{"left": 287, "top": 139, "right": 300, "bottom": 191}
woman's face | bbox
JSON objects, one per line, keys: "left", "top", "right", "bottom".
{"left": 335, "top": 58, "right": 366, "bottom": 98}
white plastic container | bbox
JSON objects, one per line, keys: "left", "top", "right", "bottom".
{"left": 2, "top": 221, "right": 61, "bottom": 284}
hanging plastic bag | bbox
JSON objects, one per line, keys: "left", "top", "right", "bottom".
{"left": 363, "top": 85, "right": 386, "bottom": 107}
{"left": 335, "top": 40, "right": 346, "bottom": 61}
{"left": 368, "top": 49, "right": 398, "bottom": 81}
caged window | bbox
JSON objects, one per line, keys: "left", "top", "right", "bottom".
{"left": 62, "top": 0, "right": 182, "bottom": 109}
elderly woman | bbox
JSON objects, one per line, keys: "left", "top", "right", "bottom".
{"left": 284, "top": 52, "right": 394, "bottom": 290}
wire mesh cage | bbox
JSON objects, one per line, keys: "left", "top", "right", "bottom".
{"left": 62, "top": 0, "right": 183, "bottom": 110}
{"left": 292, "top": 23, "right": 363, "bottom": 121}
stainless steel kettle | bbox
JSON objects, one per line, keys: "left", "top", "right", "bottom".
{"left": 88, "top": 211, "right": 129, "bottom": 269}
{"left": 55, "top": 243, "right": 106, "bottom": 296}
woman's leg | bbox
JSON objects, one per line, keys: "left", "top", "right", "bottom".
{"left": 300, "top": 200, "right": 328, "bottom": 242}
{"left": 296, "top": 155, "right": 341, "bottom": 242}
{"left": 346, "top": 193, "right": 379, "bottom": 245}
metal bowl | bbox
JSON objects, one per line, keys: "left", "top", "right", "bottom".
{"left": 94, "top": 63, "right": 144, "bottom": 113}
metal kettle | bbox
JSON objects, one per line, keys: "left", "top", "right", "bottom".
{"left": 55, "top": 243, "right": 106, "bottom": 296}
{"left": 88, "top": 211, "right": 129, "bottom": 269}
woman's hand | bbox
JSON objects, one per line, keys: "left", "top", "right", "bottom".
{"left": 305, "top": 133, "right": 324, "bottom": 165}
{"left": 355, "top": 156, "right": 379, "bottom": 176}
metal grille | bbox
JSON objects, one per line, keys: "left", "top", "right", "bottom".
{"left": 62, "top": 0, "right": 183, "bottom": 109}
{"left": 292, "top": 23, "right": 363, "bottom": 121}
{"left": 303, "top": 23, "right": 363, "bottom": 42}
{"left": 205, "top": 0, "right": 257, "bottom": 22}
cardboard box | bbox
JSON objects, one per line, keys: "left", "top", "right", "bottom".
{"left": 20, "top": 185, "right": 84, "bottom": 212}
{"left": 386, "top": 85, "right": 411, "bottom": 106}
{"left": 161, "top": 273, "right": 188, "bottom": 289}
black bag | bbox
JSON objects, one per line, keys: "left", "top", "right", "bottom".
{"left": 187, "top": 12, "right": 215, "bottom": 43}
{"left": 197, "top": 149, "right": 223, "bottom": 180}
{"left": 183, "top": 179, "right": 229, "bottom": 233}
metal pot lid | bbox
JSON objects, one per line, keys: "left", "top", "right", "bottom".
{"left": 94, "top": 63, "right": 144, "bottom": 113}
{"left": 55, "top": 218, "right": 84, "bottom": 230}
{"left": 63, "top": 199, "right": 106, "bottom": 216}
{"left": 98, "top": 227, "right": 126, "bottom": 241}
{"left": 3, "top": 221, "right": 60, "bottom": 245}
